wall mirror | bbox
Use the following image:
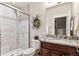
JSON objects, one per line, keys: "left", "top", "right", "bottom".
{"left": 45, "top": 3, "right": 72, "bottom": 36}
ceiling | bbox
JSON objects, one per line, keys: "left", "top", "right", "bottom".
{"left": 3, "top": 2, "right": 29, "bottom": 12}
{"left": 2, "top": 2, "right": 60, "bottom": 11}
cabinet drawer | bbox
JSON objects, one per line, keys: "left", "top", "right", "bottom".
{"left": 51, "top": 44, "right": 76, "bottom": 54}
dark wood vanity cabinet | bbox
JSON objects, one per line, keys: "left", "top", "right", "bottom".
{"left": 41, "top": 48, "right": 50, "bottom": 56}
{"left": 40, "top": 42, "right": 79, "bottom": 56}
{"left": 51, "top": 50, "right": 64, "bottom": 56}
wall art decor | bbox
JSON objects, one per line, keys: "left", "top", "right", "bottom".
{"left": 32, "top": 15, "right": 41, "bottom": 29}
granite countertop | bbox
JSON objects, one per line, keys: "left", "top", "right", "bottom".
{"left": 39, "top": 38, "right": 79, "bottom": 47}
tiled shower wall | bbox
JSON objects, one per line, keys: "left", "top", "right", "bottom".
{"left": 0, "top": 4, "right": 17, "bottom": 55}
{"left": 17, "top": 12, "right": 29, "bottom": 49}
{"left": 0, "top": 4, "right": 29, "bottom": 55}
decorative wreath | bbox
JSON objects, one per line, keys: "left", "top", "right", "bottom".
{"left": 32, "top": 15, "right": 41, "bottom": 29}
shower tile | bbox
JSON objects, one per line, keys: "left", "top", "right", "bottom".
{"left": 18, "top": 33, "right": 29, "bottom": 49}
{"left": 17, "top": 20, "right": 28, "bottom": 33}
{"left": 0, "top": 5, "right": 29, "bottom": 55}
{"left": 18, "top": 34, "right": 24, "bottom": 37}
{"left": 1, "top": 19, "right": 17, "bottom": 55}
{"left": 1, "top": 44, "right": 10, "bottom": 55}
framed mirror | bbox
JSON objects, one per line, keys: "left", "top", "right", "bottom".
{"left": 45, "top": 2, "right": 73, "bottom": 37}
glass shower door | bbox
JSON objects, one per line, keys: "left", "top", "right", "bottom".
{"left": 0, "top": 4, "right": 18, "bottom": 56}
{"left": 17, "top": 11, "right": 29, "bottom": 55}
{"left": 0, "top": 4, "right": 30, "bottom": 56}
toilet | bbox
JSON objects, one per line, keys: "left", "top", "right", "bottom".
{"left": 23, "top": 48, "right": 37, "bottom": 56}
{"left": 23, "top": 39, "right": 40, "bottom": 56}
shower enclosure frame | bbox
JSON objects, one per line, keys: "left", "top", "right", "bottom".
{"left": 0, "top": 3, "right": 31, "bottom": 55}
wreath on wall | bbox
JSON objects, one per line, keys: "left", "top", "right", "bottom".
{"left": 32, "top": 15, "right": 41, "bottom": 29}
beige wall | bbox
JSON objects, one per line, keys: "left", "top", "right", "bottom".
{"left": 29, "top": 2, "right": 46, "bottom": 46}
{"left": 29, "top": 2, "right": 74, "bottom": 45}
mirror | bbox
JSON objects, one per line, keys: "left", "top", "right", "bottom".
{"left": 45, "top": 3, "right": 72, "bottom": 36}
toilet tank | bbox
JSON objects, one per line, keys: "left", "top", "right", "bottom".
{"left": 31, "top": 39, "right": 40, "bottom": 49}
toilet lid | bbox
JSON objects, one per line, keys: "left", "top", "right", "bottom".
{"left": 23, "top": 48, "right": 36, "bottom": 55}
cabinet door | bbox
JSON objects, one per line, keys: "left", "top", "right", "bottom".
{"left": 41, "top": 48, "right": 50, "bottom": 56}
{"left": 51, "top": 50, "right": 64, "bottom": 56}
